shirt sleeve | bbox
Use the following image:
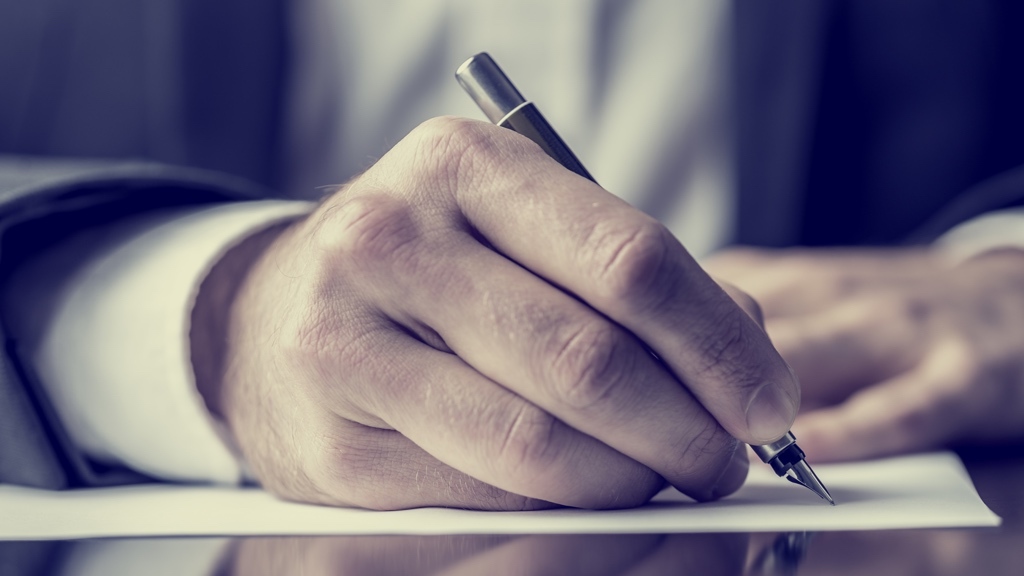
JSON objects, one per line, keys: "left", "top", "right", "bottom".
{"left": 936, "top": 208, "right": 1024, "bottom": 262}
{"left": 5, "top": 200, "right": 313, "bottom": 484}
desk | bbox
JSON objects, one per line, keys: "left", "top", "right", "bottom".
{"left": 3, "top": 450, "right": 1022, "bottom": 576}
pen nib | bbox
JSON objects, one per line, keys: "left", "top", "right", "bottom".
{"left": 751, "top": 432, "right": 836, "bottom": 506}
{"left": 785, "top": 460, "right": 835, "bottom": 505}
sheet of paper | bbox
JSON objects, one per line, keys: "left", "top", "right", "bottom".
{"left": 0, "top": 452, "right": 999, "bottom": 540}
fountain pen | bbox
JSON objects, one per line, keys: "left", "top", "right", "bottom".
{"left": 456, "top": 52, "right": 835, "bottom": 506}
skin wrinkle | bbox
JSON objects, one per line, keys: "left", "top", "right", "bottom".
{"left": 668, "top": 408, "right": 736, "bottom": 487}
{"left": 328, "top": 195, "right": 425, "bottom": 279}
{"left": 414, "top": 118, "right": 493, "bottom": 197}
{"left": 686, "top": 304, "right": 756, "bottom": 383}
{"left": 496, "top": 401, "right": 541, "bottom": 473}
{"left": 441, "top": 121, "right": 538, "bottom": 215}
{"left": 456, "top": 172, "right": 578, "bottom": 250}
{"left": 547, "top": 320, "right": 625, "bottom": 410}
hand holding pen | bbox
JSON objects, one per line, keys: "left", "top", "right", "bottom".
{"left": 458, "top": 53, "right": 832, "bottom": 504}
{"left": 194, "top": 54, "right": 814, "bottom": 510}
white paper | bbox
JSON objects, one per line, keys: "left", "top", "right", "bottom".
{"left": 0, "top": 452, "right": 999, "bottom": 540}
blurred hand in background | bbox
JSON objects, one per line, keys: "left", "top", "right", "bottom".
{"left": 705, "top": 247, "right": 1024, "bottom": 461}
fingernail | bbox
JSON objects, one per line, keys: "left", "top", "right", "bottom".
{"left": 710, "top": 445, "right": 750, "bottom": 500}
{"left": 746, "top": 383, "right": 798, "bottom": 443}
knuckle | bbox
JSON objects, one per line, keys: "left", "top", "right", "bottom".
{"left": 405, "top": 115, "right": 497, "bottom": 187}
{"left": 316, "top": 194, "right": 421, "bottom": 271}
{"left": 412, "top": 115, "right": 486, "bottom": 146}
{"left": 589, "top": 219, "right": 673, "bottom": 309}
{"left": 496, "top": 403, "right": 563, "bottom": 473}
{"left": 547, "top": 321, "right": 631, "bottom": 409}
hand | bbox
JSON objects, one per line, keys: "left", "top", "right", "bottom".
{"left": 705, "top": 246, "right": 1024, "bottom": 461}
{"left": 192, "top": 117, "right": 799, "bottom": 510}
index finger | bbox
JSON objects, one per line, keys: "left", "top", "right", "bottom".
{"left": 402, "top": 117, "right": 799, "bottom": 445}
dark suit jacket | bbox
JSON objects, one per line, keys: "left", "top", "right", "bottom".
{"left": 1, "top": 0, "right": 1022, "bottom": 489}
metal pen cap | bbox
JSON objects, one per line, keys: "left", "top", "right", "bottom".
{"left": 455, "top": 53, "right": 526, "bottom": 124}
{"left": 456, "top": 53, "right": 595, "bottom": 181}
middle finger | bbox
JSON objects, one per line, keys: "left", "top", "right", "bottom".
{"left": 369, "top": 230, "right": 746, "bottom": 500}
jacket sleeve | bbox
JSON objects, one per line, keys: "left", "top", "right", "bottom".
{"left": 0, "top": 155, "right": 269, "bottom": 488}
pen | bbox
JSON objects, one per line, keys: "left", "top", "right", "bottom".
{"left": 456, "top": 52, "right": 835, "bottom": 506}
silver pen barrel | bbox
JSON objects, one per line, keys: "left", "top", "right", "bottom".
{"left": 456, "top": 53, "right": 594, "bottom": 182}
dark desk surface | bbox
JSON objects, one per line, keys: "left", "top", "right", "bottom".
{"left": 4, "top": 450, "right": 1023, "bottom": 576}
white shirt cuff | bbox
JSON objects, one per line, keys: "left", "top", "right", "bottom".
{"left": 28, "top": 200, "right": 312, "bottom": 484}
{"left": 936, "top": 208, "right": 1024, "bottom": 263}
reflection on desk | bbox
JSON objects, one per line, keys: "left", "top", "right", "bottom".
{"left": 2, "top": 449, "right": 1022, "bottom": 576}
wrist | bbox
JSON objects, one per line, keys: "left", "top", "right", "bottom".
{"left": 191, "top": 221, "right": 294, "bottom": 418}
